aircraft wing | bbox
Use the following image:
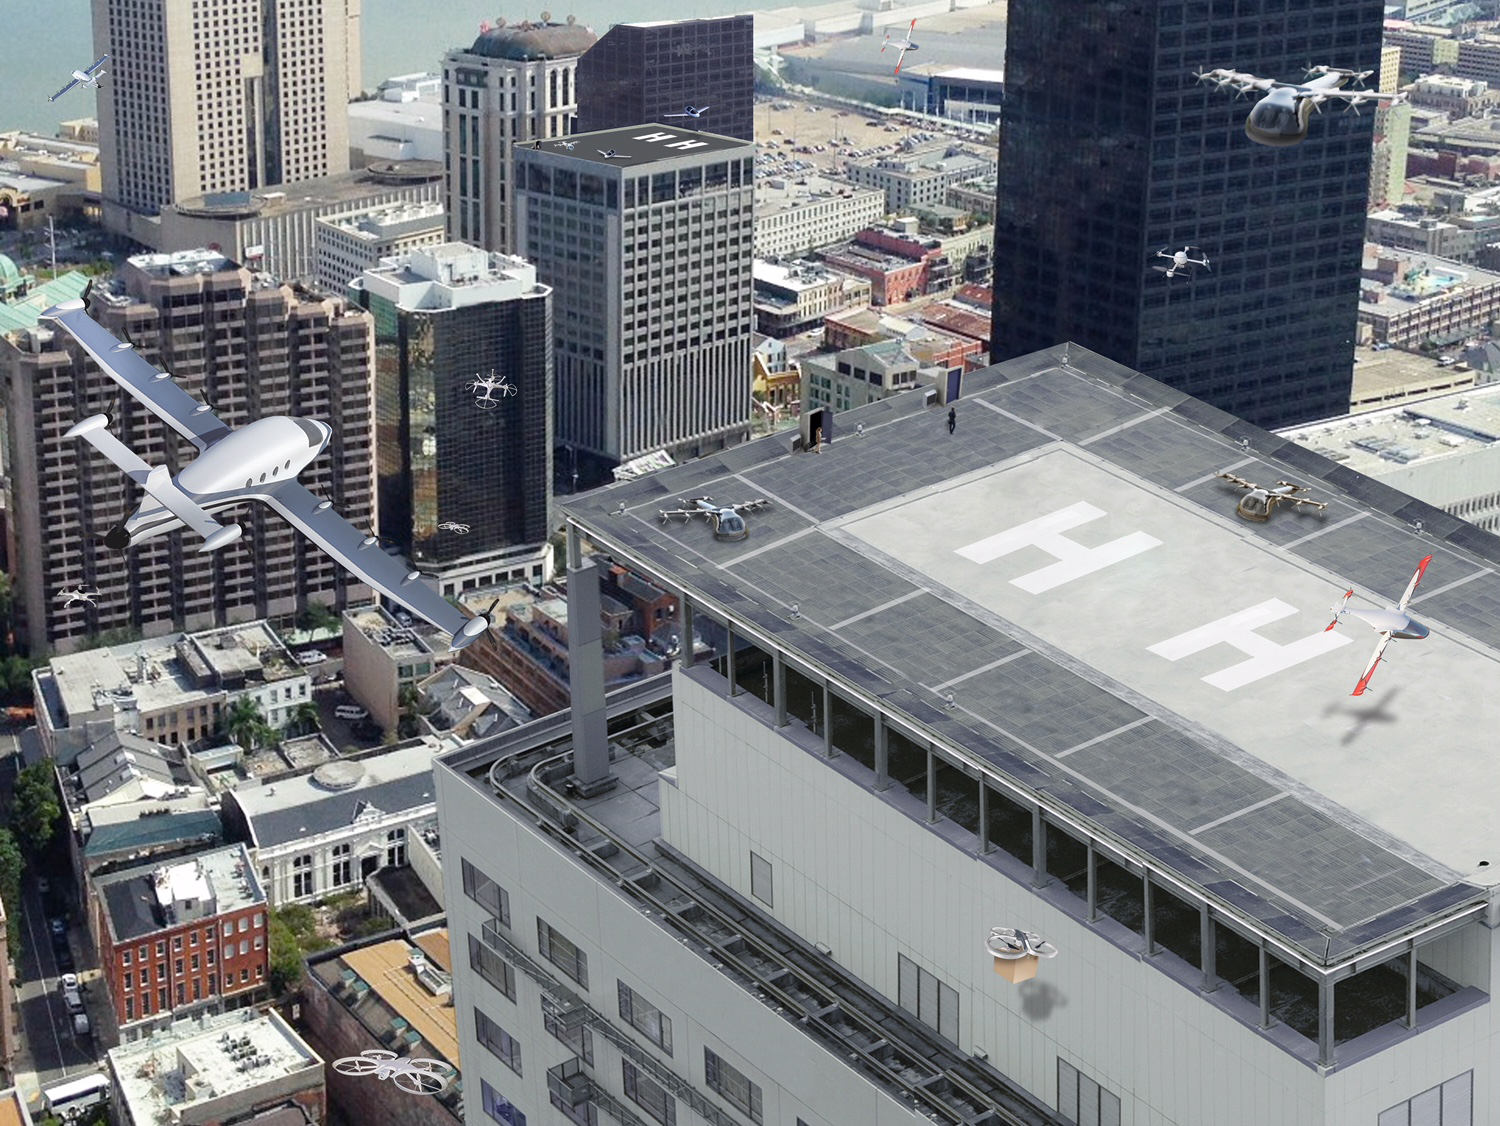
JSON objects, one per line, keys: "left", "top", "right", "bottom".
{"left": 48, "top": 78, "right": 80, "bottom": 102}
{"left": 40, "top": 301, "right": 232, "bottom": 452}
{"left": 1216, "top": 473, "right": 1256, "bottom": 490}
{"left": 260, "top": 480, "right": 489, "bottom": 651}
{"left": 87, "top": 54, "right": 109, "bottom": 75}
{"left": 1398, "top": 553, "right": 1434, "bottom": 611}
{"left": 1350, "top": 633, "right": 1392, "bottom": 697}
{"left": 1197, "top": 69, "right": 1280, "bottom": 93}
{"left": 658, "top": 508, "right": 708, "bottom": 521}
{"left": 731, "top": 499, "right": 771, "bottom": 514}
{"left": 1316, "top": 88, "right": 1407, "bottom": 106}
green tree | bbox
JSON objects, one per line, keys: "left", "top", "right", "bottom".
{"left": 287, "top": 700, "right": 321, "bottom": 736}
{"left": 11, "top": 762, "right": 61, "bottom": 856}
{"left": 225, "top": 696, "right": 273, "bottom": 750}
{"left": 267, "top": 913, "right": 307, "bottom": 995}
{"left": 0, "top": 828, "right": 23, "bottom": 962}
{"left": 296, "top": 601, "right": 340, "bottom": 634}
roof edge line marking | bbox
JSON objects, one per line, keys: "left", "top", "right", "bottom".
{"left": 1406, "top": 565, "right": 1494, "bottom": 607}
{"left": 1054, "top": 715, "right": 1155, "bottom": 759}
{"left": 1280, "top": 511, "right": 1367, "bottom": 550}
{"left": 1078, "top": 405, "right": 1174, "bottom": 446}
{"left": 1175, "top": 455, "right": 1258, "bottom": 492}
{"left": 1189, "top": 791, "right": 1291, "bottom": 836}
{"left": 930, "top": 647, "right": 1031, "bottom": 691}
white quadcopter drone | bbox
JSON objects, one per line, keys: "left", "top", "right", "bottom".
{"left": 1153, "top": 246, "right": 1210, "bottom": 278}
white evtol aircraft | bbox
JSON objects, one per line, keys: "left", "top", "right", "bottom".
{"left": 1195, "top": 65, "right": 1408, "bottom": 147}
{"left": 1154, "top": 246, "right": 1211, "bottom": 278}
{"left": 1325, "top": 554, "right": 1433, "bottom": 697}
{"left": 664, "top": 105, "right": 710, "bottom": 119}
{"left": 55, "top": 587, "right": 101, "bottom": 607}
{"left": 657, "top": 496, "right": 771, "bottom": 541}
{"left": 596, "top": 149, "right": 631, "bottom": 159}
{"left": 50, "top": 55, "right": 109, "bottom": 103}
{"left": 39, "top": 300, "right": 492, "bottom": 651}
{"left": 882, "top": 19, "right": 919, "bottom": 74}
{"left": 553, "top": 140, "right": 578, "bottom": 149}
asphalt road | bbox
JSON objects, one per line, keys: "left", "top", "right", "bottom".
{"left": 2, "top": 742, "right": 102, "bottom": 1092}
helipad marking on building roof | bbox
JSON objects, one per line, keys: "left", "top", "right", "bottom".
{"left": 1148, "top": 599, "right": 1352, "bottom": 691}
{"left": 954, "top": 501, "right": 1161, "bottom": 592}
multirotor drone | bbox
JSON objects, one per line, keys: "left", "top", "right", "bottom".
{"left": 55, "top": 586, "right": 101, "bottom": 607}
{"left": 332, "top": 1050, "right": 456, "bottom": 1096}
{"left": 437, "top": 522, "right": 471, "bottom": 534}
{"left": 1216, "top": 473, "right": 1328, "bottom": 522}
{"left": 466, "top": 372, "right": 517, "bottom": 409}
{"left": 1153, "top": 246, "right": 1210, "bottom": 278}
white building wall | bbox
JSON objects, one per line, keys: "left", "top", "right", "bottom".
{"left": 253, "top": 807, "right": 429, "bottom": 906}
{"left": 437, "top": 757, "right": 943, "bottom": 1126}
{"left": 661, "top": 669, "right": 1499, "bottom": 1126}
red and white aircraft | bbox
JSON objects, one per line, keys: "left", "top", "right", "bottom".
{"left": 882, "top": 19, "right": 919, "bottom": 74}
{"left": 1325, "top": 555, "right": 1433, "bottom": 696}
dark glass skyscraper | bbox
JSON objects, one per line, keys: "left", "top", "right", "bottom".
{"left": 991, "top": 0, "right": 1385, "bottom": 429}
{"left": 351, "top": 243, "right": 554, "bottom": 594}
{"left": 575, "top": 15, "right": 755, "bottom": 143}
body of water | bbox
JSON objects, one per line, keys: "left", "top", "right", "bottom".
{"left": 0, "top": 0, "right": 760, "bottom": 138}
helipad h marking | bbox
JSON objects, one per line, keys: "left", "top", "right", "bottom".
{"left": 955, "top": 501, "right": 1161, "bottom": 593}
{"left": 1148, "top": 599, "right": 1352, "bottom": 691}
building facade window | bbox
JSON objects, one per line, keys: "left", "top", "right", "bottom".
{"left": 617, "top": 980, "right": 672, "bottom": 1054}
{"left": 542, "top": 1003, "right": 593, "bottom": 1065}
{"left": 293, "top": 854, "right": 314, "bottom": 898}
{"left": 469, "top": 934, "right": 517, "bottom": 1001}
{"left": 462, "top": 857, "right": 511, "bottom": 924}
{"left": 897, "top": 953, "right": 959, "bottom": 1044}
{"left": 1058, "top": 1059, "right": 1121, "bottom": 1126}
{"left": 704, "top": 1048, "right": 762, "bottom": 1125}
{"left": 480, "top": 1079, "right": 527, "bottom": 1126}
{"left": 537, "top": 918, "right": 588, "bottom": 988}
{"left": 1379, "top": 1071, "right": 1472, "bottom": 1126}
{"left": 387, "top": 828, "right": 407, "bottom": 866}
{"left": 476, "top": 1008, "right": 522, "bottom": 1075}
{"left": 621, "top": 1060, "right": 674, "bottom": 1126}
{"left": 331, "top": 843, "right": 352, "bottom": 886}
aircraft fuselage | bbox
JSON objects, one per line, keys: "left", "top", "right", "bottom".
{"left": 1348, "top": 607, "right": 1429, "bottom": 641}
{"left": 1244, "top": 72, "right": 1345, "bottom": 147}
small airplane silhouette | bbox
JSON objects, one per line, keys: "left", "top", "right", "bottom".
{"left": 1216, "top": 474, "right": 1327, "bottom": 522}
{"left": 332, "top": 1050, "right": 456, "bottom": 1096}
{"left": 55, "top": 587, "right": 101, "bottom": 607}
{"left": 1195, "top": 65, "right": 1407, "bottom": 147}
{"left": 437, "top": 522, "right": 470, "bottom": 534}
{"left": 882, "top": 19, "right": 919, "bottom": 74}
{"left": 1154, "top": 246, "right": 1210, "bottom": 278}
{"left": 1325, "top": 555, "right": 1433, "bottom": 696}
{"left": 664, "top": 105, "right": 710, "bottom": 118}
{"left": 597, "top": 149, "right": 631, "bottom": 159}
{"left": 553, "top": 140, "right": 577, "bottom": 149}
{"left": 658, "top": 496, "right": 770, "bottom": 541}
{"left": 50, "top": 55, "right": 108, "bottom": 102}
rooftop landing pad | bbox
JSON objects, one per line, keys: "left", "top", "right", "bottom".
{"left": 838, "top": 446, "right": 1498, "bottom": 906}
{"left": 564, "top": 347, "right": 1500, "bottom": 962}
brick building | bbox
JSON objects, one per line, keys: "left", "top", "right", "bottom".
{"left": 93, "top": 843, "right": 268, "bottom": 1040}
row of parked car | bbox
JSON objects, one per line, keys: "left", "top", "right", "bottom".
{"left": 48, "top": 917, "right": 90, "bottom": 1036}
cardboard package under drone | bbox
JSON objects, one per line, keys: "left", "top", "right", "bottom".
{"left": 992, "top": 953, "right": 1040, "bottom": 983}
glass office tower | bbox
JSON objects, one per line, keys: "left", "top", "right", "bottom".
{"left": 352, "top": 244, "right": 553, "bottom": 593}
{"left": 575, "top": 15, "right": 755, "bottom": 143}
{"left": 991, "top": 0, "right": 1385, "bottom": 429}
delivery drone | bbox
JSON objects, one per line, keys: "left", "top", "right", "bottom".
{"left": 1325, "top": 554, "right": 1433, "bottom": 696}
{"left": 1195, "top": 65, "right": 1407, "bottom": 147}
{"left": 333, "top": 1051, "right": 456, "bottom": 1096}
{"left": 658, "top": 496, "right": 771, "bottom": 541}
{"left": 984, "top": 927, "right": 1058, "bottom": 961}
{"left": 50, "top": 55, "right": 109, "bottom": 103}
{"left": 1216, "top": 473, "right": 1327, "bottom": 522}
{"left": 55, "top": 587, "right": 101, "bottom": 607}
{"left": 1154, "top": 246, "right": 1210, "bottom": 278}
{"left": 39, "top": 301, "right": 492, "bottom": 651}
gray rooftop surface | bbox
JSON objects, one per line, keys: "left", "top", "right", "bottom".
{"left": 523, "top": 124, "right": 750, "bottom": 168}
{"left": 560, "top": 346, "right": 1500, "bottom": 967}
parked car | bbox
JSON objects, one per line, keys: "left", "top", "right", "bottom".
{"left": 295, "top": 650, "right": 327, "bottom": 666}
{"left": 334, "top": 705, "right": 369, "bottom": 721}
{"left": 37, "top": 876, "right": 50, "bottom": 895}
{"left": 48, "top": 918, "right": 67, "bottom": 938}
{"left": 58, "top": 973, "right": 79, "bottom": 992}
{"left": 61, "top": 986, "right": 85, "bottom": 1015}
{"left": 72, "top": 1011, "right": 90, "bottom": 1037}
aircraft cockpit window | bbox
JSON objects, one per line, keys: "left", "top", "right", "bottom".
{"left": 1249, "top": 102, "right": 1300, "bottom": 134}
{"left": 719, "top": 515, "right": 745, "bottom": 535}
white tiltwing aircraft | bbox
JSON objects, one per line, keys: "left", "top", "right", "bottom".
{"left": 1195, "top": 65, "right": 1408, "bottom": 147}
{"left": 1324, "top": 554, "right": 1433, "bottom": 697}
{"left": 882, "top": 19, "right": 919, "bottom": 74}
{"left": 39, "top": 300, "right": 492, "bottom": 651}
{"left": 50, "top": 55, "right": 108, "bottom": 103}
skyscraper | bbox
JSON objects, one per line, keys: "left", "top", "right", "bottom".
{"left": 349, "top": 243, "right": 554, "bottom": 594}
{"left": 514, "top": 125, "right": 755, "bottom": 484}
{"left": 990, "top": 0, "right": 1385, "bottom": 429}
{"left": 2, "top": 249, "right": 375, "bottom": 655}
{"left": 575, "top": 14, "right": 755, "bottom": 143}
{"left": 93, "top": 0, "right": 361, "bottom": 228}
{"left": 442, "top": 19, "right": 598, "bottom": 255}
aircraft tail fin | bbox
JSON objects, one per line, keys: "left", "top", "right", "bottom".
{"left": 1325, "top": 588, "right": 1355, "bottom": 631}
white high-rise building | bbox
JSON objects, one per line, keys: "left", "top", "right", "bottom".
{"left": 515, "top": 125, "right": 755, "bottom": 481}
{"left": 442, "top": 19, "right": 597, "bottom": 255}
{"left": 92, "top": 0, "right": 361, "bottom": 230}
{"left": 438, "top": 347, "right": 1500, "bottom": 1126}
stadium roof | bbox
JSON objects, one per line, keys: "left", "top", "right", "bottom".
{"left": 559, "top": 344, "right": 1500, "bottom": 969}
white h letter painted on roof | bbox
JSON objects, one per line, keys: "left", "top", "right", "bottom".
{"left": 633, "top": 132, "right": 678, "bottom": 143}
{"left": 955, "top": 501, "right": 1161, "bottom": 593}
{"left": 1147, "top": 599, "right": 1351, "bottom": 691}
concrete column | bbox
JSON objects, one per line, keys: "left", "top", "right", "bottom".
{"left": 978, "top": 784, "right": 991, "bottom": 854}
{"left": 822, "top": 684, "right": 834, "bottom": 757}
{"left": 566, "top": 553, "right": 610, "bottom": 792}
{"left": 1318, "top": 976, "right": 1335, "bottom": 1068}
{"left": 1406, "top": 947, "right": 1419, "bottom": 1029}
{"left": 773, "top": 650, "right": 787, "bottom": 727}
{"left": 725, "top": 624, "right": 739, "bottom": 695}
{"left": 1259, "top": 945, "right": 1272, "bottom": 1029}
{"left": 1143, "top": 877, "right": 1155, "bottom": 954}
{"left": 1086, "top": 844, "right": 1098, "bottom": 923}
{"left": 925, "top": 748, "right": 936, "bottom": 823}
{"left": 1200, "top": 907, "right": 1217, "bottom": 993}
{"left": 874, "top": 714, "right": 889, "bottom": 791}
{"left": 679, "top": 599, "right": 695, "bottom": 669}
{"left": 1031, "top": 809, "right": 1048, "bottom": 888}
